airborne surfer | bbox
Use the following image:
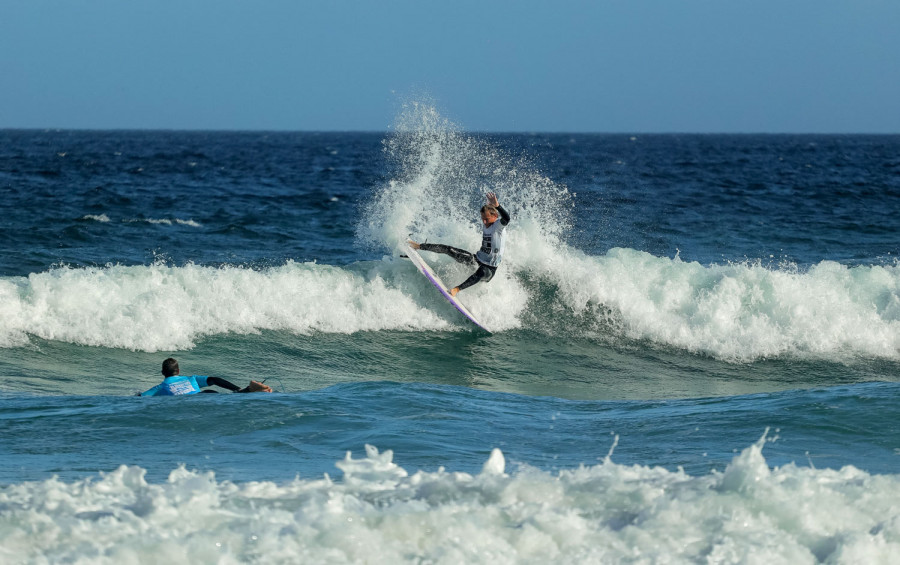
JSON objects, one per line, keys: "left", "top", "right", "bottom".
{"left": 408, "top": 192, "right": 511, "bottom": 296}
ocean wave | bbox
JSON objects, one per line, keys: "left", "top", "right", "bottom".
{"left": 2, "top": 252, "right": 900, "bottom": 361}
{"left": 517, "top": 246, "right": 900, "bottom": 361}
{"left": 2, "top": 434, "right": 898, "bottom": 564}
{"left": 0, "top": 261, "right": 456, "bottom": 352}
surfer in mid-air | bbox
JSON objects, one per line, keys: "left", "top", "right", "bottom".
{"left": 408, "top": 192, "right": 511, "bottom": 297}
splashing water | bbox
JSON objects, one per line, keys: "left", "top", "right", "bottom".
{"left": 356, "top": 101, "right": 574, "bottom": 260}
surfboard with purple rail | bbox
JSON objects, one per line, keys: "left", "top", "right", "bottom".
{"left": 404, "top": 243, "right": 492, "bottom": 333}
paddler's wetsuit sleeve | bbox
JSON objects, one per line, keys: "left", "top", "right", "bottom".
{"left": 205, "top": 376, "right": 246, "bottom": 392}
{"left": 497, "top": 204, "right": 510, "bottom": 226}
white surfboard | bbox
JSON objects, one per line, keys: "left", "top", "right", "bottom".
{"left": 404, "top": 243, "right": 492, "bottom": 333}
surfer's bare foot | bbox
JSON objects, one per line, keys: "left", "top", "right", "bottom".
{"left": 407, "top": 240, "right": 421, "bottom": 249}
{"left": 247, "top": 380, "right": 273, "bottom": 393}
{"left": 450, "top": 287, "right": 459, "bottom": 297}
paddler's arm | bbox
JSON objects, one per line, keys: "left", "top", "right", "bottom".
{"left": 206, "top": 377, "right": 272, "bottom": 393}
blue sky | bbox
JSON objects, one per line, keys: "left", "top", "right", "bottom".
{"left": 2, "top": 1, "right": 898, "bottom": 133}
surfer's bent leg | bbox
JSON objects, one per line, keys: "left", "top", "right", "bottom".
{"left": 457, "top": 263, "right": 496, "bottom": 292}
{"left": 417, "top": 243, "right": 478, "bottom": 267}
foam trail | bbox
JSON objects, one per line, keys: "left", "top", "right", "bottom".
{"left": 80, "top": 214, "right": 111, "bottom": 222}
{"left": 2, "top": 437, "right": 899, "bottom": 563}
{"left": 122, "top": 218, "right": 202, "bottom": 226}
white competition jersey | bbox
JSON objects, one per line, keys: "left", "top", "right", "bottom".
{"left": 475, "top": 219, "right": 507, "bottom": 267}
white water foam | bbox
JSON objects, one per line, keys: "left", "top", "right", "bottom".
{"left": 2, "top": 434, "right": 898, "bottom": 564}
{"left": 0, "top": 261, "right": 452, "bottom": 351}
{"left": 534, "top": 247, "right": 900, "bottom": 361}
{"left": 2, "top": 249, "right": 899, "bottom": 360}
{"left": 80, "top": 214, "right": 111, "bottom": 223}
{"left": 122, "top": 218, "right": 202, "bottom": 227}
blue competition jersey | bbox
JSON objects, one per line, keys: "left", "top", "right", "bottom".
{"left": 140, "top": 375, "right": 210, "bottom": 396}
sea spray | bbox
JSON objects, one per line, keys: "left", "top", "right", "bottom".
{"left": 355, "top": 101, "right": 575, "bottom": 335}
{"left": 356, "top": 101, "right": 574, "bottom": 259}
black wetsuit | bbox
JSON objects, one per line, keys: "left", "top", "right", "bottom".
{"left": 201, "top": 376, "right": 249, "bottom": 393}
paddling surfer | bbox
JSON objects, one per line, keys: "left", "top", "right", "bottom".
{"left": 139, "top": 358, "right": 272, "bottom": 396}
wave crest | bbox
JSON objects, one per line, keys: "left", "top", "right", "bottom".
{"left": 3, "top": 252, "right": 900, "bottom": 362}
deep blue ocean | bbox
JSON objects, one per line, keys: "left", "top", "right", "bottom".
{"left": 2, "top": 106, "right": 900, "bottom": 563}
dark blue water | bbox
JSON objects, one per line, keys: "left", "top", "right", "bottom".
{"left": 4, "top": 130, "right": 898, "bottom": 278}
{"left": 552, "top": 134, "right": 900, "bottom": 266}
{"left": 0, "top": 130, "right": 384, "bottom": 274}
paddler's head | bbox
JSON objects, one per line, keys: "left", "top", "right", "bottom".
{"left": 162, "top": 357, "right": 180, "bottom": 377}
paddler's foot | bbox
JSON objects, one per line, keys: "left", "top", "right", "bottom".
{"left": 407, "top": 240, "right": 421, "bottom": 249}
{"left": 450, "top": 287, "right": 459, "bottom": 297}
